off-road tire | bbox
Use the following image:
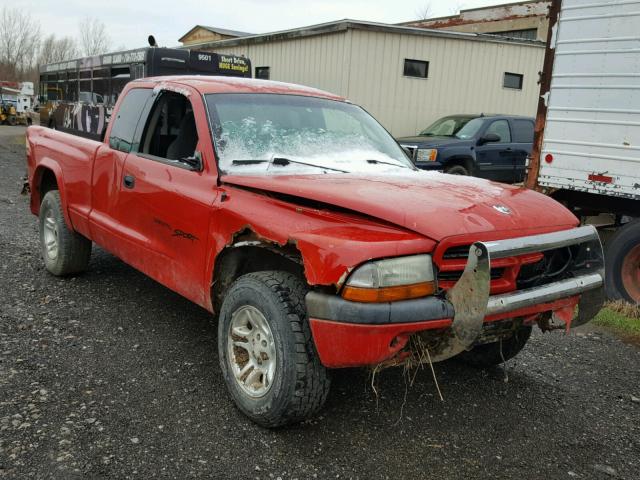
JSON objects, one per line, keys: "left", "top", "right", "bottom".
{"left": 605, "top": 219, "right": 640, "bottom": 303}
{"left": 457, "top": 326, "right": 532, "bottom": 367}
{"left": 445, "top": 164, "right": 470, "bottom": 176}
{"left": 39, "top": 190, "right": 91, "bottom": 276}
{"left": 218, "top": 271, "right": 331, "bottom": 427}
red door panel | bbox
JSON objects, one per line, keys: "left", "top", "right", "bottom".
{"left": 117, "top": 155, "right": 217, "bottom": 307}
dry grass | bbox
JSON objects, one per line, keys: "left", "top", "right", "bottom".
{"left": 605, "top": 300, "right": 640, "bottom": 319}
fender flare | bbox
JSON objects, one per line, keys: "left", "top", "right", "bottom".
{"left": 33, "top": 160, "right": 74, "bottom": 231}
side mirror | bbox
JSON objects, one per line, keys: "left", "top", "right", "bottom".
{"left": 479, "top": 133, "right": 501, "bottom": 145}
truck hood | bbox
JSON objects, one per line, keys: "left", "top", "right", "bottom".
{"left": 396, "top": 135, "right": 470, "bottom": 148}
{"left": 222, "top": 172, "right": 578, "bottom": 241}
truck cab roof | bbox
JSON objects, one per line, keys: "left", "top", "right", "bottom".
{"left": 134, "top": 75, "right": 346, "bottom": 101}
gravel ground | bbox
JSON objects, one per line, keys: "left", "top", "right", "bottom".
{"left": 1, "top": 126, "right": 639, "bottom": 479}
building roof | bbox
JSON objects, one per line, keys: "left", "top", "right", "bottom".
{"left": 178, "top": 25, "right": 253, "bottom": 43}
{"left": 181, "top": 18, "right": 545, "bottom": 50}
{"left": 398, "top": 0, "right": 549, "bottom": 27}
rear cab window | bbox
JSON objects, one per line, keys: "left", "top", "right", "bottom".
{"left": 108, "top": 88, "right": 153, "bottom": 152}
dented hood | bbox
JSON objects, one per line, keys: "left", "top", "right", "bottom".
{"left": 222, "top": 172, "right": 578, "bottom": 241}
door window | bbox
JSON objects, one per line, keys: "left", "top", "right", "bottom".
{"left": 485, "top": 120, "right": 511, "bottom": 143}
{"left": 139, "top": 91, "right": 199, "bottom": 162}
{"left": 512, "top": 119, "right": 534, "bottom": 143}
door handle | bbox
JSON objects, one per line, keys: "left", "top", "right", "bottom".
{"left": 123, "top": 175, "right": 135, "bottom": 189}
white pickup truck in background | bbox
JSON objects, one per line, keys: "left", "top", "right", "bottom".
{"left": 527, "top": 0, "right": 640, "bottom": 303}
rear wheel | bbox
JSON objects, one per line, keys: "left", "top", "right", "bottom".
{"left": 39, "top": 190, "right": 92, "bottom": 276}
{"left": 456, "top": 326, "right": 532, "bottom": 367}
{"left": 605, "top": 220, "right": 640, "bottom": 303}
{"left": 445, "top": 164, "right": 470, "bottom": 176}
{"left": 217, "top": 271, "right": 330, "bottom": 427}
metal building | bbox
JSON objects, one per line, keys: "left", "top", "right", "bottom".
{"left": 186, "top": 20, "right": 545, "bottom": 137}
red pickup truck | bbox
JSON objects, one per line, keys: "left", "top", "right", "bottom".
{"left": 26, "top": 76, "right": 605, "bottom": 427}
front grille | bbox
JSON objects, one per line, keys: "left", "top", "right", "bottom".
{"left": 438, "top": 268, "right": 505, "bottom": 282}
{"left": 442, "top": 245, "right": 473, "bottom": 260}
{"left": 437, "top": 243, "right": 543, "bottom": 294}
{"left": 436, "top": 242, "right": 580, "bottom": 295}
{"left": 400, "top": 145, "right": 417, "bottom": 161}
{"left": 516, "top": 246, "right": 578, "bottom": 289}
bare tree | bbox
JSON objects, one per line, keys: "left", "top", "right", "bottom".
{"left": 0, "top": 7, "right": 41, "bottom": 80}
{"left": 78, "top": 17, "right": 111, "bottom": 56}
{"left": 39, "top": 35, "right": 79, "bottom": 65}
{"left": 415, "top": 2, "right": 433, "bottom": 20}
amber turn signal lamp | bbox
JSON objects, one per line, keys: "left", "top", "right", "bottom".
{"left": 341, "top": 281, "right": 436, "bottom": 303}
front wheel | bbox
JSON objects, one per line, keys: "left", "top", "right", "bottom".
{"left": 218, "top": 271, "right": 331, "bottom": 427}
{"left": 444, "top": 164, "right": 470, "bottom": 176}
{"left": 456, "top": 326, "right": 532, "bottom": 367}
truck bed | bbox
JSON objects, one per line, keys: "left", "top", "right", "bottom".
{"left": 26, "top": 126, "right": 102, "bottom": 237}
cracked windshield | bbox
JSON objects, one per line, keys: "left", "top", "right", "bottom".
{"left": 206, "top": 93, "right": 415, "bottom": 174}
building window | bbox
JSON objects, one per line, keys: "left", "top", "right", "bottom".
{"left": 503, "top": 72, "right": 523, "bottom": 90}
{"left": 255, "top": 67, "right": 270, "bottom": 80}
{"left": 403, "top": 59, "right": 429, "bottom": 78}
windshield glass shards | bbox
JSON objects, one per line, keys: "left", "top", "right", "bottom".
{"left": 205, "top": 93, "right": 415, "bottom": 175}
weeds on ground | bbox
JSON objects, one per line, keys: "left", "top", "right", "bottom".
{"left": 593, "top": 301, "right": 640, "bottom": 340}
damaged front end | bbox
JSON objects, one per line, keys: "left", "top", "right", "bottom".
{"left": 307, "top": 225, "right": 605, "bottom": 368}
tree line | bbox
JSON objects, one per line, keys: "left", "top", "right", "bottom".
{"left": 0, "top": 7, "right": 113, "bottom": 83}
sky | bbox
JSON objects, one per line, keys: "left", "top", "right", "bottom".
{"left": 9, "top": 0, "right": 520, "bottom": 51}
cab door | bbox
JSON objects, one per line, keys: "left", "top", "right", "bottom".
{"left": 510, "top": 118, "right": 535, "bottom": 183}
{"left": 116, "top": 86, "right": 218, "bottom": 308}
{"left": 89, "top": 87, "right": 154, "bottom": 260}
{"left": 475, "top": 119, "right": 516, "bottom": 182}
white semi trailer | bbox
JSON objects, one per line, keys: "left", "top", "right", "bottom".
{"left": 526, "top": 0, "right": 640, "bottom": 303}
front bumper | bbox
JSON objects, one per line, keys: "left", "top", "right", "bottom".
{"left": 415, "top": 161, "right": 443, "bottom": 171}
{"left": 307, "top": 225, "right": 605, "bottom": 368}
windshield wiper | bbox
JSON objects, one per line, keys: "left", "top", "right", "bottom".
{"left": 232, "top": 157, "right": 349, "bottom": 173}
{"left": 366, "top": 159, "right": 414, "bottom": 170}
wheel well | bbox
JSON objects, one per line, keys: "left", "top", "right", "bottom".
{"left": 38, "top": 168, "right": 58, "bottom": 203}
{"left": 212, "top": 243, "right": 304, "bottom": 313}
{"left": 444, "top": 156, "right": 474, "bottom": 173}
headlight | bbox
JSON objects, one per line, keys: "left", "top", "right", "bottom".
{"left": 342, "top": 254, "right": 436, "bottom": 303}
{"left": 416, "top": 148, "right": 438, "bottom": 162}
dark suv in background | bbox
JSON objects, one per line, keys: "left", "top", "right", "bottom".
{"left": 397, "top": 114, "right": 535, "bottom": 184}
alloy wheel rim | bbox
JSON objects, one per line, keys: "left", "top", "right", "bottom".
{"left": 43, "top": 209, "right": 59, "bottom": 260}
{"left": 227, "top": 305, "right": 277, "bottom": 398}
